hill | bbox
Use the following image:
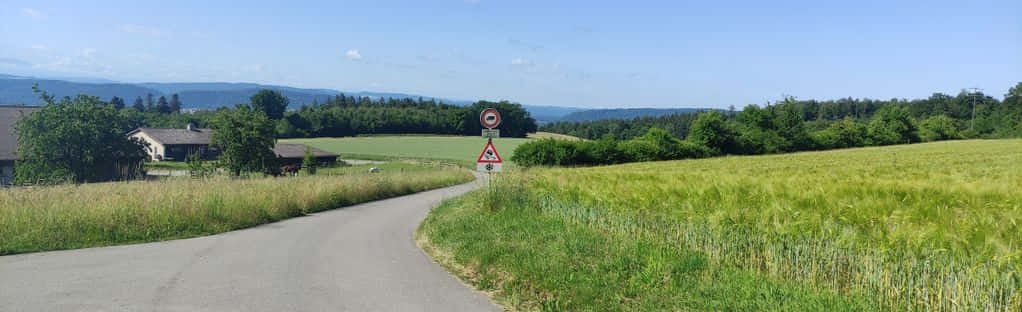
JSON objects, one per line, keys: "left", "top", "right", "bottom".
{"left": 557, "top": 107, "right": 711, "bottom": 122}
{"left": 0, "top": 74, "right": 580, "bottom": 120}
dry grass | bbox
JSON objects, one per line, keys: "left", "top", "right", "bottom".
{"left": 0, "top": 166, "right": 473, "bottom": 255}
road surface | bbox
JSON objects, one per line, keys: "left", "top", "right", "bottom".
{"left": 0, "top": 178, "right": 499, "bottom": 312}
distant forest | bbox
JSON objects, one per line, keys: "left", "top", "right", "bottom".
{"left": 111, "top": 93, "right": 538, "bottom": 138}
{"left": 542, "top": 85, "right": 1022, "bottom": 141}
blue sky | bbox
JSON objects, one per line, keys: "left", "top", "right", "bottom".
{"left": 1, "top": 0, "right": 1019, "bottom": 108}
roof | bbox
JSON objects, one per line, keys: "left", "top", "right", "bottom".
{"left": 0, "top": 105, "right": 41, "bottom": 161}
{"left": 129, "top": 127, "right": 213, "bottom": 145}
{"left": 273, "top": 143, "right": 339, "bottom": 159}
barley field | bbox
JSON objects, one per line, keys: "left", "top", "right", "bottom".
{"left": 419, "top": 139, "right": 1022, "bottom": 311}
{"left": 0, "top": 164, "right": 473, "bottom": 255}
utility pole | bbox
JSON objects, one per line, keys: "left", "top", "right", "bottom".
{"left": 967, "top": 87, "right": 982, "bottom": 131}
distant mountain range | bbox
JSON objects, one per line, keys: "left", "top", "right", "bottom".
{"left": 0, "top": 74, "right": 710, "bottom": 123}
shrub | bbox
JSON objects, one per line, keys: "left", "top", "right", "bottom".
{"left": 919, "top": 115, "right": 960, "bottom": 142}
{"left": 688, "top": 111, "right": 742, "bottom": 155}
{"left": 867, "top": 106, "right": 920, "bottom": 145}
{"left": 812, "top": 118, "right": 869, "bottom": 149}
{"left": 511, "top": 139, "right": 585, "bottom": 167}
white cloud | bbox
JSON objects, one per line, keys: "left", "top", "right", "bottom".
{"left": 346, "top": 49, "right": 363, "bottom": 61}
{"left": 21, "top": 8, "right": 43, "bottom": 19}
{"left": 369, "top": 82, "right": 382, "bottom": 88}
{"left": 511, "top": 57, "right": 532, "bottom": 66}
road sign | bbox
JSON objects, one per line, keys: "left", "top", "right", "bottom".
{"left": 480, "top": 108, "right": 501, "bottom": 129}
{"left": 481, "top": 128, "right": 500, "bottom": 138}
{"left": 476, "top": 141, "right": 503, "bottom": 172}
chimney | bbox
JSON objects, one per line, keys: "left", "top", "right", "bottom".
{"left": 186, "top": 123, "right": 195, "bottom": 131}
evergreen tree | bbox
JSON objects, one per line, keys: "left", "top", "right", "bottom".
{"left": 109, "top": 96, "right": 125, "bottom": 110}
{"left": 132, "top": 96, "right": 145, "bottom": 111}
{"left": 145, "top": 93, "right": 155, "bottom": 112}
{"left": 250, "top": 89, "right": 289, "bottom": 120}
{"left": 169, "top": 94, "right": 182, "bottom": 113}
{"left": 156, "top": 96, "right": 171, "bottom": 114}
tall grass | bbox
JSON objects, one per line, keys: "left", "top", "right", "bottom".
{"left": 0, "top": 166, "right": 472, "bottom": 255}
{"left": 421, "top": 140, "right": 1022, "bottom": 311}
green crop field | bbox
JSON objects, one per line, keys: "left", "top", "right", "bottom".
{"left": 281, "top": 136, "right": 531, "bottom": 165}
{"left": 419, "top": 139, "right": 1022, "bottom": 311}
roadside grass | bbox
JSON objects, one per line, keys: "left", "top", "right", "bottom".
{"left": 0, "top": 164, "right": 473, "bottom": 255}
{"left": 281, "top": 136, "right": 531, "bottom": 165}
{"left": 419, "top": 139, "right": 1022, "bottom": 311}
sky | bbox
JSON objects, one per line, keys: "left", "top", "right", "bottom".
{"left": 1, "top": 0, "right": 1019, "bottom": 108}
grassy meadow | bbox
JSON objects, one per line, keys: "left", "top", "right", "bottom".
{"left": 419, "top": 139, "right": 1022, "bottom": 311}
{"left": 282, "top": 135, "right": 531, "bottom": 166}
{"left": 0, "top": 163, "right": 473, "bottom": 255}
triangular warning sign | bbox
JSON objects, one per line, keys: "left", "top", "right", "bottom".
{"left": 477, "top": 141, "right": 503, "bottom": 163}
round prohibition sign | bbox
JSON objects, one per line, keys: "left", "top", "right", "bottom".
{"left": 480, "top": 108, "right": 501, "bottom": 129}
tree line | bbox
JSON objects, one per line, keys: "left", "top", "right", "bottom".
{"left": 275, "top": 95, "right": 536, "bottom": 138}
{"left": 513, "top": 82, "right": 1022, "bottom": 167}
{"left": 541, "top": 84, "right": 1022, "bottom": 141}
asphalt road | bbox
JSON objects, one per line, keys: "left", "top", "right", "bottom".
{"left": 0, "top": 177, "right": 499, "bottom": 312}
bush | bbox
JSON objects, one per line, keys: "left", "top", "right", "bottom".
{"left": 868, "top": 106, "right": 920, "bottom": 145}
{"left": 688, "top": 112, "right": 742, "bottom": 155}
{"left": 617, "top": 139, "right": 660, "bottom": 162}
{"left": 919, "top": 115, "right": 960, "bottom": 142}
{"left": 510, "top": 139, "right": 585, "bottom": 167}
{"left": 812, "top": 118, "right": 869, "bottom": 149}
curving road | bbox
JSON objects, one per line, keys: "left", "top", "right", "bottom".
{"left": 0, "top": 178, "right": 499, "bottom": 312}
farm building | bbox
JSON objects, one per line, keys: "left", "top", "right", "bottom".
{"left": 128, "top": 124, "right": 219, "bottom": 161}
{"left": 273, "top": 143, "right": 339, "bottom": 165}
{"left": 0, "top": 105, "right": 41, "bottom": 185}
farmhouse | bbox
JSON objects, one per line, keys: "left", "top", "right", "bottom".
{"left": 0, "top": 105, "right": 40, "bottom": 185}
{"left": 128, "top": 124, "right": 219, "bottom": 161}
{"left": 273, "top": 143, "right": 339, "bottom": 165}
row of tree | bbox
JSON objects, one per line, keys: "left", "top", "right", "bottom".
{"left": 513, "top": 82, "right": 1022, "bottom": 167}
{"left": 542, "top": 84, "right": 1022, "bottom": 141}
{"left": 108, "top": 93, "right": 184, "bottom": 114}
{"left": 102, "top": 92, "right": 539, "bottom": 139}
{"left": 275, "top": 96, "right": 537, "bottom": 138}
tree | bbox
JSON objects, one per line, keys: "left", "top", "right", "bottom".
{"left": 919, "top": 115, "right": 960, "bottom": 142}
{"left": 109, "top": 96, "right": 125, "bottom": 110}
{"left": 132, "top": 96, "right": 145, "bottom": 111}
{"left": 15, "top": 86, "right": 148, "bottom": 184}
{"left": 302, "top": 146, "right": 317, "bottom": 175}
{"left": 687, "top": 111, "right": 739, "bottom": 155}
{"left": 463, "top": 101, "right": 538, "bottom": 138}
{"left": 210, "top": 105, "right": 277, "bottom": 176}
{"left": 812, "top": 118, "right": 868, "bottom": 149}
{"left": 156, "top": 96, "right": 171, "bottom": 114}
{"left": 145, "top": 93, "right": 155, "bottom": 112}
{"left": 868, "top": 105, "right": 919, "bottom": 145}
{"left": 169, "top": 94, "right": 182, "bottom": 113}
{"left": 250, "top": 89, "right": 289, "bottom": 120}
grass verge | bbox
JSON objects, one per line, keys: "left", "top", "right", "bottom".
{"left": 0, "top": 165, "right": 473, "bottom": 255}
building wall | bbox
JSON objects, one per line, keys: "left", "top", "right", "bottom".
{"left": 130, "top": 132, "right": 166, "bottom": 161}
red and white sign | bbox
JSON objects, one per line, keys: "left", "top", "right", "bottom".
{"left": 476, "top": 141, "right": 503, "bottom": 172}
{"left": 480, "top": 108, "right": 501, "bottom": 129}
